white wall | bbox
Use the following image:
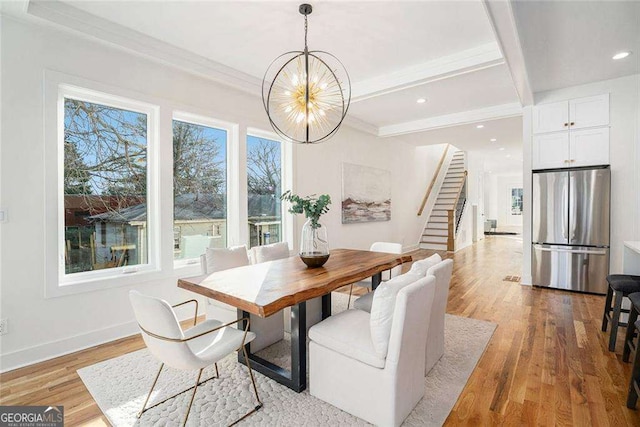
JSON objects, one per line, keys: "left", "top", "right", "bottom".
{"left": 484, "top": 172, "right": 523, "bottom": 233}
{"left": 0, "top": 17, "right": 441, "bottom": 371}
{"left": 522, "top": 74, "right": 640, "bottom": 283}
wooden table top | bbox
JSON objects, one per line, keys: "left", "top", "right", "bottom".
{"left": 178, "top": 248, "right": 412, "bottom": 317}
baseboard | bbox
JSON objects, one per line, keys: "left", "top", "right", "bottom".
{"left": 0, "top": 321, "right": 140, "bottom": 373}
{"left": 0, "top": 308, "right": 204, "bottom": 374}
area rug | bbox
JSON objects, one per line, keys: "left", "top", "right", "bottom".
{"left": 78, "top": 294, "right": 496, "bottom": 426}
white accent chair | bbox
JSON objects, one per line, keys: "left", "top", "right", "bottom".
{"left": 129, "top": 291, "right": 262, "bottom": 426}
{"left": 309, "top": 275, "right": 436, "bottom": 427}
{"left": 347, "top": 242, "right": 404, "bottom": 308}
{"left": 424, "top": 258, "right": 454, "bottom": 374}
{"left": 353, "top": 253, "right": 442, "bottom": 312}
{"left": 252, "top": 241, "right": 290, "bottom": 263}
{"left": 200, "top": 245, "right": 284, "bottom": 352}
{"left": 352, "top": 255, "right": 452, "bottom": 375}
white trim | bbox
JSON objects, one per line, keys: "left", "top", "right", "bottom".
{"left": 378, "top": 103, "right": 523, "bottom": 137}
{"left": 26, "top": 0, "right": 262, "bottom": 96}
{"left": 45, "top": 75, "right": 162, "bottom": 298}
{"left": 246, "top": 128, "right": 294, "bottom": 251}
{"left": 0, "top": 303, "right": 201, "bottom": 373}
{"left": 402, "top": 243, "right": 420, "bottom": 253}
{"left": 171, "top": 111, "right": 236, "bottom": 267}
{"left": 352, "top": 42, "right": 504, "bottom": 102}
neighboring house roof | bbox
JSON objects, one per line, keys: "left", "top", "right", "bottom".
{"left": 89, "top": 193, "right": 280, "bottom": 223}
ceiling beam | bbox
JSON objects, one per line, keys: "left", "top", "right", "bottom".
{"left": 377, "top": 102, "right": 523, "bottom": 137}
{"left": 351, "top": 42, "right": 504, "bottom": 102}
{"left": 482, "top": 0, "right": 534, "bottom": 106}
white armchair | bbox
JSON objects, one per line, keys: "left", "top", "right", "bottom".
{"left": 424, "top": 258, "right": 454, "bottom": 374}
{"left": 347, "top": 242, "right": 404, "bottom": 308}
{"left": 309, "top": 275, "right": 436, "bottom": 427}
{"left": 200, "top": 245, "right": 284, "bottom": 352}
{"left": 129, "top": 291, "right": 262, "bottom": 426}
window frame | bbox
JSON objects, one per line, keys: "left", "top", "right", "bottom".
{"left": 172, "top": 111, "right": 236, "bottom": 268}
{"left": 246, "top": 128, "right": 293, "bottom": 250}
{"left": 44, "top": 75, "right": 161, "bottom": 298}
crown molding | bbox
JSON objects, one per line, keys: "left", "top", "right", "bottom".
{"left": 377, "top": 102, "right": 523, "bottom": 137}
{"left": 351, "top": 42, "right": 504, "bottom": 102}
{"left": 26, "top": 0, "right": 263, "bottom": 96}
{"left": 482, "top": 0, "right": 533, "bottom": 106}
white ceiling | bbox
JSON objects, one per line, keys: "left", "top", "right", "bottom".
{"left": 64, "top": 0, "right": 497, "bottom": 83}
{"left": 349, "top": 64, "right": 519, "bottom": 127}
{"left": 19, "top": 0, "right": 524, "bottom": 136}
{"left": 395, "top": 116, "right": 523, "bottom": 174}
{"left": 513, "top": 0, "right": 640, "bottom": 93}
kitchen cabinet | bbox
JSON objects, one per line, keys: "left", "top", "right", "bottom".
{"left": 532, "top": 133, "right": 570, "bottom": 169}
{"left": 532, "top": 93, "right": 610, "bottom": 169}
{"left": 533, "top": 94, "right": 609, "bottom": 134}
{"left": 532, "top": 101, "right": 569, "bottom": 134}
{"left": 532, "top": 128, "right": 610, "bottom": 170}
{"left": 570, "top": 127, "right": 610, "bottom": 167}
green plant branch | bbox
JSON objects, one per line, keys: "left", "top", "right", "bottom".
{"left": 280, "top": 190, "right": 331, "bottom": 229}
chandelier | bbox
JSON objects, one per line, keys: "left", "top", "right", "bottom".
{"left": 262, "top": 4, "right": 351, "bottom": 144}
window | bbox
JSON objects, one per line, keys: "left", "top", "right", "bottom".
{"left": 511, "top": 187, "right": 523, "bottom": 215}
{"left": 63, "top": 96, "right": 151, "bottom": 276}
{"left": 247, "top": 134, "right": 283, "bottom": 248}
{"left": 173, "top": 115, "right": 228, "bottom": 261}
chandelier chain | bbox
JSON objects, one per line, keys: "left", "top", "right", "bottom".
{"left": 304, "top": 15, "right": 308, "bottom": 50}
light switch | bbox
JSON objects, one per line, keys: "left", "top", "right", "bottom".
{"left": 0, "top": 209, "right": 6, "bottom": 223}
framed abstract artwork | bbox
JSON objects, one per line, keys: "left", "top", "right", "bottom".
{"left": 341, "top": 163, "right": 391, "bottom": 223}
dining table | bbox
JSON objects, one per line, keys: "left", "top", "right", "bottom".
{"left": 177, "top": 248, "right": 411, "bottom": 392}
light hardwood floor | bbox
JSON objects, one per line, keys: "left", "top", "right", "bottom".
{"left": 1, "top": 236, "right": 638, "bottom": 426}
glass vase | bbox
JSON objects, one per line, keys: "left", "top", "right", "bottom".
{"left": 299, "top": 219, "right": 330, "bottom": 268}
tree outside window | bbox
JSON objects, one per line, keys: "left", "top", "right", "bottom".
{"left": 247, "top": 135, "right": 282, "bottom": 248}
{"left": 172, "top": 119, "right": 227, "bottom": 260}
{"left": 63, "top": 98, "right": 148, "bottom": 274}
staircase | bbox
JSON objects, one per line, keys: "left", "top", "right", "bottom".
{"left": 420, "top": 150, "right": 467, "bottom": 251}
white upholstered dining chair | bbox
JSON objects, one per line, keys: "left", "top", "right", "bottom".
{"left": 353, "top": 253, "right": 442, "bottom": 312}
{"left": 347, "top": 241, "right": 403, "bottom": 308}
{"left": 423, "top": 258, "right": 454, "bottom": 374}
{"left": 200, "top": 245, "right": 284, "bottom": 352}
{"left": 353, "top": 254, "right": 453, "bottom": 375}
{"left": 309, "top": 274, "right": 436, "bottom": 427}
{"left": 129, "top": 290, "right": 262, "bottom": 426}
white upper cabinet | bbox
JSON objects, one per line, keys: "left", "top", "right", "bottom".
{"left": 533, "top": 94, "right": 609, "bottom": 134}
{"left": 532, "top": 93, "right": 610, "bottom": 169}
{"left": 532, "top": 132, "right": 570, "bottom": 170}
{"left": 533, "top": 101, "right": 569, "bottom": 134}
{"left": 569, "top": 94, "right": 610, "bottom": 130}
{"left": 569, "top": 127, "right": 610, "bottom": 167}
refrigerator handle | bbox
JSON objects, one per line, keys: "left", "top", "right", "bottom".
{"left": 562, "top": 175, "right": 569, "bottom": 240}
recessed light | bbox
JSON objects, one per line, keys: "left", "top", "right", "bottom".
{"left": 613, "top": 51, "right": 631, "bottom": 60}
{"left": 416, "top": 98, "right": 427, "bottom": 104}
{"left": 490, "top": 138, "right": 497, "bottom": 142}
{"left": 498, "top": 147, "right": 505, "bottom": 151}
{"left": 476, "top": 124, "right": 484, "bottom": 129}
{"left": 488, "top": 171, "right": 492, "bottom": 174}
{"left": 506, "top": 154, "right": 512, "bottom": 158}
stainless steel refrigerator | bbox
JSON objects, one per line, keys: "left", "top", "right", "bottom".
{"left": 532, "top": 167, "right": 610, "bottom": 294}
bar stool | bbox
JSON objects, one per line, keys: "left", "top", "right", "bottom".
{"left": 627, "top": 318, "right": 640, "bottom": 409}
{"left": 601, "top": 275, "right": 640, "bottom": 352}
{"left": 623, "top": 292, "right": 640, "bottom": 363}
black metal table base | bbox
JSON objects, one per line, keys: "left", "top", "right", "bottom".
{"left": 237, "top": 293, "right": 332, "bottom": 392}
{"left": 237, "top": 278, "right": 378, "bottom": 393}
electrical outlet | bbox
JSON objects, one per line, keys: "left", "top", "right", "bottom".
{"left": 0, "top": 318, "right": 8, "bottom": 336}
